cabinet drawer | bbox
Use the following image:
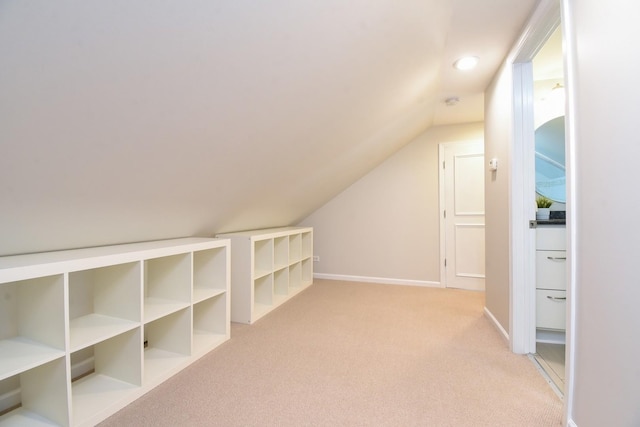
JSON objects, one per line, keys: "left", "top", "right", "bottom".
{"left": 536, "top": 226, "right": 566, "bottom": 250}
{"left": 536, "top": 250, "right": 567, "bottom": 290}
{"left": 536, "top": 289, "right": 566, "bottom": 330}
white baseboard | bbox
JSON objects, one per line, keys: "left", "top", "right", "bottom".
{"left": 484, "top": 307, "right": 509, "bottom": 342}
{"left": 567, "top": 419, "right": 577, "bottom": 427}
{"left": 0, "top": 357, "right": 98, "bottom": 412}
{"left": 0, "top": 388, "right": 20, "bottom": 413}
{"left": 314, "top": 273, "right": 440, "bottom": 288}
{"left": 71, "top": 356, "right": 95, "bottom": 381}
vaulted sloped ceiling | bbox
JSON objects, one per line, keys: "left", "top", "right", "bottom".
{"left": 0, "top": 0, "right": 536, "bottom": 256}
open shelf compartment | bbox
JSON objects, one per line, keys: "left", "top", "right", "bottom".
{"left": 0, "top": 275, "right": 66, "bottom": 381}
{"left": 144, "top": 254, "right": 191, "bottom": 324}
{"left": 301, "top": 231, "right": 313, "bottom": 259}
{"left": 252, "top": 274, "right": 273, "bottom": 322}
{"left": 0, "top": 357, "right": 70, "bottom": 427}
{"left": 193, "top": 247, "right": 228, "bottom": 304}
{"left": 273, "top": 268, "right": 289, "bottom": 305}
{"left": 69, "top": 263, "right": 141, "bottom": 352}
{"left": 193, "top": 293, "right": 228, "bottom": 356}
{"left": 273, "top": 237, "right": 289, "bottom": 271}
{"left": 253, "top": 239, "right": 273, "bottom": 279}
{"left": 289, "top": 262, "right": 302, "bottom": 288}
{"left": 301, "top": 258, "right": 313, "bottom": 286}
{"left": 143, "top": 308, "right": 191, "bottom": 385}
{"left": 71, "top": 329, "right": 142, "bottom": 426}
{"left": 289, "top": 234, "right": 301, "bottom": 264}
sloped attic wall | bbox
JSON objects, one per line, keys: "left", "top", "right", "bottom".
{"left": 0, "top": 1, "right": 451, "bottom": 256}
{"left": 300, "top": 122, "right": 483, "bottom": 284}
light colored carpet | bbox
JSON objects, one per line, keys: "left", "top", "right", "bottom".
{"left": 100, "top": 280, "right": 563, "bottom": 427}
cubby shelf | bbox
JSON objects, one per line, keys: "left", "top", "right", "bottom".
{"left": 216, "top": 227, "right": 313, "bottom": 324}
{"left": 0, "top": 237, "right": 230, "bottom": 427}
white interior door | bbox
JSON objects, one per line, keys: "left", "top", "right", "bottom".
{"left": 439, "top": 141, "right": 485, "bottom": 291}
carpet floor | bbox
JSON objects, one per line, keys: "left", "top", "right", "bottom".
{"left": 99, "top": 279, "right": 563, "bottom": 426}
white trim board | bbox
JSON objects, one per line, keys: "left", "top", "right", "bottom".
{"left": 484, "top": 307, "right": 509, "bottom": 343}
{"left": 508, "top": 1, "right": 575, "bottom": 424}
{"left": 314, "top": 273, "right": 440, "bottom": 288}
{"left": 528, "top": 354, "right": 564, "bottom": 399}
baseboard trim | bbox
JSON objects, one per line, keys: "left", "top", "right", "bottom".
{"left": 0, "top": 388, "right": 20, "bottom": 414}
{"left": 0, "top": 356, "right": 95, "bottom": 413}
{"left": 567, "top": 420, "right": 577, "bottom": 427}
{"left": 484, "top": 307, "right": 509, "bottom": 342}
{"left": 314, "top": 273, "right": 440, "bottom": 288}
{"left": 529, "top": 354, "right": 564, "bottom": 399}
{"left": 71, "top": 356, "right": 95, "bottom": 381}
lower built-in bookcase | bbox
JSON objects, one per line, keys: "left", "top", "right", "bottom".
{"left": 0, "top": 238, "right": 230, "bottom": 427}
{"left": 216, "top": 227, "right": 313, "bottom": 324}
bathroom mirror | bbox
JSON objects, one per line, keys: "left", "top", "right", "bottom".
{"left": 535, "top": 115, "right": 565, "bottom": 203}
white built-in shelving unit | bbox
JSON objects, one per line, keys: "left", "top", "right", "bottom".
{"left": 216, "top": 227, "right": 313, "bottom": 324}
{"left": 0, "top": 238, "right": 230, "bottom": 427}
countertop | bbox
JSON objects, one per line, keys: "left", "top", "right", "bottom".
{"left": 534, "top": 219, "right": 566, "bottom": 226}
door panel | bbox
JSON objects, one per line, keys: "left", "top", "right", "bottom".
{"left": 441, "top": 142, "right": 485, "bottom": 291}
{"left": 454, "top": 155, "right": 485, "bottom": 214}
{"left": 454, "top": 224, "right": 485, "bottom": 279}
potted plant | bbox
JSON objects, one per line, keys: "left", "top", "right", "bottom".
{"left": 536, "top": 195, "right": 553, "bottom": 220}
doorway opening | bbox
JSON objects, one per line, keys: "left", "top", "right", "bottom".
{"left": 509, "top": 1, "right": 576, "bottom": 414}
{"left": 530, "top": 25, "right": 566, "bottom": 395}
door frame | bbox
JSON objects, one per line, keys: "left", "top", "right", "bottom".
{"left": 510, "top": 0, "right": 576, "bottom": 422}
{"left": 438, "top": 140, "right": 484, "bottom": 289}
{"left": 509, "top": 1, "right": 559, "bottom": 355}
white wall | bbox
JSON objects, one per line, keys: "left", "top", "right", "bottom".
{"left": 485, "top": 0, "right": 640, "bottom": 424}
{"left": 299, "top": 122, "right": 483, "bottom": 284}
{"left": 0, "top": 1, "right": 444, "bottom": 256}
{"left": 483, "top": 66, "right": 513, "bottom": 331}
{"left": 564, "top": 0, "right": 640, "bottom": 425}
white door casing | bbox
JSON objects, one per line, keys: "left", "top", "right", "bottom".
{"left": 439, "top": 141, "right": 485, "bottom": 291}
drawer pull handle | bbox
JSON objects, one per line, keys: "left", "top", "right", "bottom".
{"left": 546, "top": 296, "right": 567, "bottom": 301}
{"left": 546, "top": 256, "right": 567, "bottom": 260}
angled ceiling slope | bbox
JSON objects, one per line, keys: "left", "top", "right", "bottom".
{"left": 0, "top": 0, "right": 536, "bottom": 256}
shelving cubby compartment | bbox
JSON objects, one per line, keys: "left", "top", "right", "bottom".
{"left": 0, "top": 275, "right": 69, "bottom": 426}
{"left": 0, "top": 237, "right": 230, "bottom": 427}
{"left": 216, "top": 227, "right": 313, "bottom": 324}
{"left": 192, "top": 247, "right": 229, "bottom": 356}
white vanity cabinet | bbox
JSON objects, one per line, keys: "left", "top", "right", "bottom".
{"left": 0, "top": 238, "right": 230, "bottom": 427}
{"left": 216, "top": 227, "right": 313, "bottom": 324}
{"left": 535, "top": 225, "right": 567, "bottom": 334}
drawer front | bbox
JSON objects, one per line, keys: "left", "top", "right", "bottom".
{"left": 536, "top": 226, "right": 566, "bottom": 250}
{"left": 536, "top": 289, "right": 566, "bottom": 330}
{"left": 536, "top": 250, "right": 567, "bottom": 290}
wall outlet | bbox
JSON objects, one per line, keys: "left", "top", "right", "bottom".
{"left": 313, "top": 255, "right": 320, "bottom": 262}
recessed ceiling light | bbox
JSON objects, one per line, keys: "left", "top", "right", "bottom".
{"left": 453, "top": 56, "right": 479, "bottom": 71}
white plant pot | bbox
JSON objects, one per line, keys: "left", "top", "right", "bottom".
{"left": 536, "top": 208, "right": 550, "bottom": 220}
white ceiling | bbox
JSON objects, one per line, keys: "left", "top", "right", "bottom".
{"left": 0, "top": 0, "right": 537, "bottom": 255}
